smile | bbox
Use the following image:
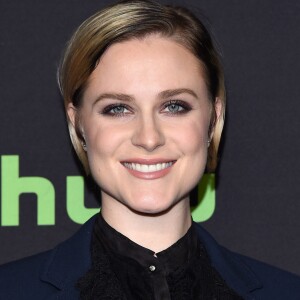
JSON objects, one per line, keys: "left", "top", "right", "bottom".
{"left": 123, "top": 162, "right": 173, "bottom": 173}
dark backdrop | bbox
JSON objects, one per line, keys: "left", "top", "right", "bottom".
{"left": 0, "top": 0, "right": 299, "bottom": 275}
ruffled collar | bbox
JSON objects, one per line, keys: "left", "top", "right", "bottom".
{"left": 77, "top": 214, "right": 243, "bottom": 299}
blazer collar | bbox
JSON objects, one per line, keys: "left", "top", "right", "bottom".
{"left": 40, "top": 216, "right": 96, "bottom": 298}
{"left": 194, "top": 222, "right": 263, "bottom": 298}
{"left": 39, "top": 216, "right": 263, "bottom": 298}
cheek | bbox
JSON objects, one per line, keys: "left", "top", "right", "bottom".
{"left": 84, "top": 126, "right": 119, "bottom": 179}
{"left": 175, "top": 120, "right": 210, "bottom": 154}
{"left": 85, "top": 122, "right": 127, "bottom": 158}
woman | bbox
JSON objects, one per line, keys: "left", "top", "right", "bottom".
{"left": 0, "top": 0, "right": 299, "bottom": 299}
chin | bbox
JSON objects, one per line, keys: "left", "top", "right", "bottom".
{"left": 124, "top": 194, "right": 180, "bottom": 216}
{"left": 129, "top": 206, "right": 174, "bottom": 217}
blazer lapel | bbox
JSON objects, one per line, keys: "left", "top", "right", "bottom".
{"left": 38, "top": 215, "right": 263, "bottom": 299}
{"left": 40, "top": 216, "right": 97, "bottom": 299}
{"left": 194, "top": 222, "right": 263, "bottom": 299}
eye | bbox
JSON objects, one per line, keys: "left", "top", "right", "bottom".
{"left": 101, "top": 104, "right": 132, "bottom": 116}
{"left": 162, "top": 100, "right": 191, "bottom": 115}
{"left": 167, "top": 103, "right": 184, "bottom": 113}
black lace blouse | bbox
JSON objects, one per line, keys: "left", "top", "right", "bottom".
{"left": 77, "top": 214, "right": 243, "bottom": 299}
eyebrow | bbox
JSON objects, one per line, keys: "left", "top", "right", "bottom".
{"left": 158, "top": 88, "right": 198, "bottom": 99}
{"left": 92, "top": 88, "right": 198, "bottom": 106}
{"left": 92, "top": 93, "right": 134, "bottom": 107}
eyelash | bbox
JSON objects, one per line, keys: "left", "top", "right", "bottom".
{"left": 162, "top": 100, "right": 192, "bottom": 115}
{"left": 100, "top": 100, "right": 192, "bottom": 117}
{"left": 101, "top": 103, "right": 132, "bottom": 117}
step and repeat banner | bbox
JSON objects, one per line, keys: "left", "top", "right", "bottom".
{"left": 1, "top": 0, "right": 299, "bottom": 275}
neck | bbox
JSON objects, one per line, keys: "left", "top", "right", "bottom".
{"left": 101, "top": 197, "right": 192, "bottom": 253}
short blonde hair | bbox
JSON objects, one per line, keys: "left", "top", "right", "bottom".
{"left": 58, "top": 0, "right": 225, "bottom": 173}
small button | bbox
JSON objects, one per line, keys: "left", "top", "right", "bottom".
{"left": 149, "top": 265, "right": 156, "bottom": 272}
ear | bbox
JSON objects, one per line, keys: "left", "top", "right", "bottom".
{"left": 214, "top": 97, "right": 223, "bottom": 123}
{"left": 209, "top": 97, "right": 223, "bottom": 141}
{"left": 67, "top": 103, "right": 77, "bottom": 128}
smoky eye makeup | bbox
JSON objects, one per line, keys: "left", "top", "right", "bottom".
{"left": 161, "top": 99, "right": 192, "bottom": 115}
{"left": 100, "top": 103, "right": 133, "bottom": 116}
{"left": 97, "top": 98, "right": 193, "bottom": 117}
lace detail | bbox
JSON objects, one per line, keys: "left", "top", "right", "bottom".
{"left": 77, "top": 217, "right": 243, "bottom": 300}
{"left": 166, "top": 244, "right": 244, "bottom": 300}
{"left": 77, "top": 244, "right": 126, "bottom": 300}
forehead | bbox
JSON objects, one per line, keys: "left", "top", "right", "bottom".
{"left": 85, "top": 36, "right": 207, "bottom": 98}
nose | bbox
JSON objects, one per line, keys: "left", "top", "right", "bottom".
{"left": 131, "top": 115, "right": 165, "bottom": 152}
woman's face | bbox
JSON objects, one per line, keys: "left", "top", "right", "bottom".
{"left": 69, "top": 36, "right": 219, "bottom": 215}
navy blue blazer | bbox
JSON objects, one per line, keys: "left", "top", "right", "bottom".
{"left": 0, "top": 216, "right": 299, "bottom": 299}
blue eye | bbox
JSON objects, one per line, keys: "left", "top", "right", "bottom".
{"left": 167, "top": 103, "right": 184, "bottom": 113}
{"left": 111, "top": 106, "right": 126, "bottom": 114}
{"left": 102, "top": 104, "right": 131, "bottom": 116}
{"left": 162, "top": 100, "right": 191, "bottom": 115}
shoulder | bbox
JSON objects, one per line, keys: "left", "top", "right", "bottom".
{"left": 223, "top": 246, "right": 300, "bottom": 299}
{"left": 0, "top": 216, "right": 96, "bottom": 299}
{"left": 194, "top": 222, "right": 300, "bottom": 299}
{"left": 0, "top": 250, "right": 57, "bottom": 298}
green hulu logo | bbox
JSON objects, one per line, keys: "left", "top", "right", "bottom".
{"left": 0, "top": 155, "right": 215, "bottom": 226}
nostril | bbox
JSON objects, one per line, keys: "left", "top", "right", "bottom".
{"left": 131, "top": 120, "right": 165, "bottom": 151}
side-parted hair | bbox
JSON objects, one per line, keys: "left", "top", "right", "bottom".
{"left": 58, "top": 0, "right": 225, "bottom": 173}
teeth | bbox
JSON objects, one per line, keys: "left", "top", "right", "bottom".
{"left": 124, "top": 162, "right": 173, "bottom": 172}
